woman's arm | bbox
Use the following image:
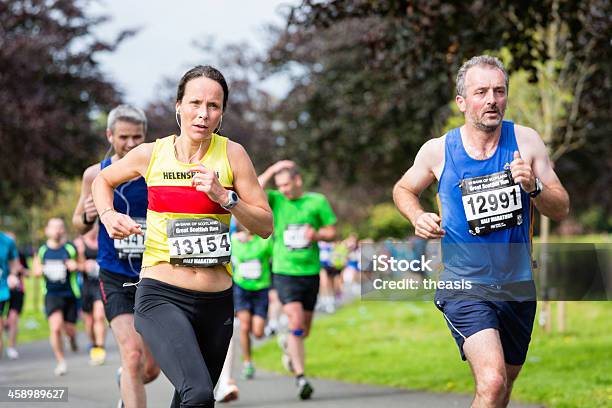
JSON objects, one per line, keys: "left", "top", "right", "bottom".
{"left": 92, "top": 143, "right": 154, "bottom": 239}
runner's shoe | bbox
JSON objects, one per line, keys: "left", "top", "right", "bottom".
{"left": 241, "top": 362, "right": 255, "bottom": 380}
{"left": 89, "top": 346, "right": 106, "bottom": 365}
{"left": 54, "top": 360, "right": 67, "bottom": 376}
{"left": 296, "top": 376, "right": 313, "bottom": 400}
{"left": 216, "top": 381, "right": 239, "bottom": 403}
{"left": 264, "top": 324, "right": 277, "bottom": 337}
{"left": 6, "top": 347, "right": 19, "bottom": 360}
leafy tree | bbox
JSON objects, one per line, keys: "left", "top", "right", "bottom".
{"left": 265, "top": 0, "right": 611, "bottom": 214}
{"left": 0, "top": 0, "right": 133, "bottom": 212}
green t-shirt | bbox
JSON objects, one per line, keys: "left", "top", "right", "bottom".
{"left": 231, "top": 235, "right": 272, "bottom": 291}
{"left": 268, "top": 190, "right": 337, "bottom": 276}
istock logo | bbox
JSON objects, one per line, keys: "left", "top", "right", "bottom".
{"left": 372, "top": 254, "right": 434, "bottom": 273}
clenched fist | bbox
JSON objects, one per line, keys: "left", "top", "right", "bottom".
{"left": 509, "top": 151, "right": 536, "bottom": 193}
{"left": 414, "top": 212, "right": 445, "bottom": 240}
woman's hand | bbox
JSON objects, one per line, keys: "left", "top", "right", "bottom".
{"left": 190, "top": 165, "right": 229, "bottom": 205}
{"left": 100, "top": 210, "right": 143, "bottom": 240}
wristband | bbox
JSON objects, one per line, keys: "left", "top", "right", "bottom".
{"left": 82, "top": 211, "right": 96, "bottom": 225}
{"left": 529, "top": 178, "right": 543, "bottom": 198}
{"left": 99, "top": 207, "right": 115, "bottom": 220}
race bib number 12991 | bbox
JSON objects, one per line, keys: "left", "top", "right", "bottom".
{"left": 461, "top": 171, "right": 523, "bottom": 236}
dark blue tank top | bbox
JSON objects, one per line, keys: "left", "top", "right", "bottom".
{"left": 97, "top": 158, "right": 148, "bottom": 277}
{"left": 437, "top": 121, "right": 533, "bottom": 284}
{"left": 38, "top": 243, "right": 80, "bottom": 298}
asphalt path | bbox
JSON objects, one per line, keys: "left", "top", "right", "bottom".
{"left": 0, "top": 328, "right": 542, "bottom": 408}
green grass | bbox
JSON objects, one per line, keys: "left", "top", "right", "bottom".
{"left": 533, "top": 233, "right": 610, "bottom": 244}
{"left": 255, "top": 301, "right": 612, "bottom": 408}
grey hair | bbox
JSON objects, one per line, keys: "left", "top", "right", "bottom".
{"left": 107, "top": 104, "right": 147, "bottom": 134}
{"left": 456, "top": 55, "right": 509, "bottom": 97}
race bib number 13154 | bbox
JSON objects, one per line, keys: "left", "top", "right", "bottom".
{"left": 167, "top": 218, "right": 231, "bottom": 266}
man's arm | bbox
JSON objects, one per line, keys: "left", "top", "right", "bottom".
{"left": 9, "top": 258, "right": 20, "bottom": 276}
{"left": 6, "top": 241, "right": 21, "bottom": 289}
{"left": 7, "top": 239, "right": 19, "bottom": 276}
{"left": 393, "top": 138, "right": 445, "bottom": 239}
{"left": 257, "top": 160, "right": 295, "bottom": 188}
{"left": 32, "top": 255, "right": 43, "bottom": 277}
{"left": 513, "top": 126, "right": 570, "bottom": 221}
{"left": 73, "top": 164, "right": 101, "bottom": 234}
{"left": 73, "top": 237, "right": 87, "bottom": 273}
{"left": 305, "top": 194, "right": 338, "bottom": 243}
{"left": 313, "top": 225, "right": 336, "bottom": 242}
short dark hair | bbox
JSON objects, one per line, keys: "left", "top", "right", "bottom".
{"left": 275, "top": 166, "right": 300, "bottom": 179}
{"left": 47, "top": 217, "right": 65, "bottom": 226}
{"left": 176, "top": 65, "right": 229, "bottom": 111}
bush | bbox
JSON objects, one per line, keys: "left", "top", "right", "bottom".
{"left": 365, "top": 203, "right": 412, "bottom": 240}
{"left": 579, "top": 206, "right": 612, "bottom": 233}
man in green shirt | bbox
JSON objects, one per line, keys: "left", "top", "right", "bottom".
{"left": 259, "top": 160, "right": 337, "bottom": 400}
{"left": 231, "top": 222, "right": 273, "bottom": 380}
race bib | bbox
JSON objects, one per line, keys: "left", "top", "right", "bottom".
{"left": 114, "top": 217, "right": 146, "bottom": 260}
{"left": 238, "top": 260, "right": 262, "bottom": 280}
{"left": 461, "top": 170, "right": 523, "bottom": 236}
{"left": 167, "top": 218, "right": 231, "bottom": 267}
{"left": 43, "top": 260, "right": 67, "bottom": 282}
{"left": 283, "top": 224, "right": 311, "bottom": 250}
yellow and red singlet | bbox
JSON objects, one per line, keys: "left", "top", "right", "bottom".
{"left": 142, "top": 134, "right": 233, "bottom": 274}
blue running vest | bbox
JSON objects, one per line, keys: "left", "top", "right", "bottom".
{"left": 97, "top": 158, "right": 148, "bottom": 277}
{"left": 38, "top": 243, "right": 80, "bottom": 298}
{"left": 437, "top": 121, "right": 533, "bottom": 284}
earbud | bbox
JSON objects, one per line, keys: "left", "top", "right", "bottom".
{"left": 215, "top": 115, "right": 223, "bottom": 133}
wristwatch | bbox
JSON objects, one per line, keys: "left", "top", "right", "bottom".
{"left": 82, "top": 212, "right": 96, "bottom": 225}
{"left": 529, "top": 178, "right": 543, "bottom": 198}
{"left": 221, "top": 191, "right": 239, "bottom": 210}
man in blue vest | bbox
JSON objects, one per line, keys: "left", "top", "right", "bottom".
{"left": 73, "top": 105, "right": 159, "bottom": 408}
{"left": 393, "top": 55, "right": 569, "bottom": 408}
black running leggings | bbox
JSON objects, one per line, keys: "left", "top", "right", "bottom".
{"left": 134, "top": 278, "right": 233, "bottom": 408}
